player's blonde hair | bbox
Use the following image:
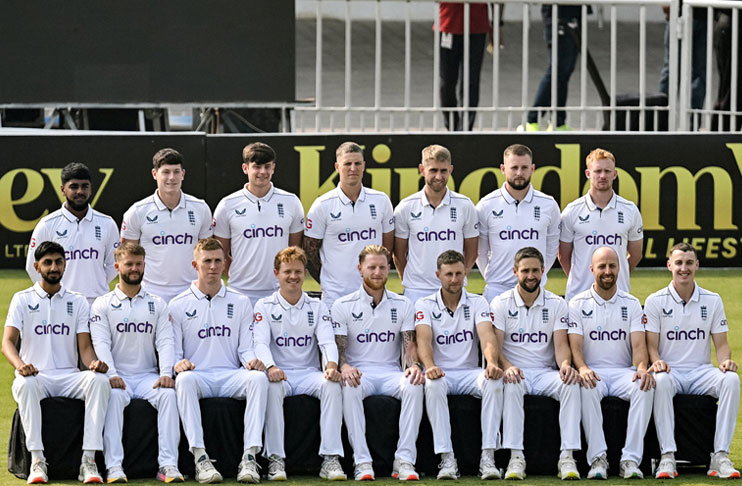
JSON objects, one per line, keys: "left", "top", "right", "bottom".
{"left": 421, "top": 144, "right": 451, "bottom": 164}
{"left": 585, "top": 148, "right": 616, "bottom": 168}
{"left": 335, "top": 141, "right": 363, "bottom": 159}
{"left": 193, "top": 237, "right": 224, "bottom": 257}
{"left": 358, "top": 245, "right": 391, "bottom": 265}
{"left": 115, "top": 242, "right": 146, "bottom": 261}
{"left": 274, "top": 246, "right": 307, "bottom": 271}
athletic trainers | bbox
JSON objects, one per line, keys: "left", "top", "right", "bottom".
{"left": 319, "top": 455, "right": 347, "bottom": 481}
{"left": 106, "top": 467, "right": 127, "bottom": 484}
{"left": 504, "top": 455, "right": 526, "bottom": 480}
{"left": 587, "top": 454, "right": 608, "bottom": 479}
{"left": 619, "top": 460, "right": 643, "bottom": 479}
{"left": 708, "top": 452, "right": 741, "bottom": 479}
{"left": 79, "top": 456, "right": 103, "bottom": 484}
{"left": 194, "top": 454, "right": 223, "bottom": 484}
{"left": 156, "top": 465, "right": 184, "bottom": 483}
{"left": 655, "top": 453, "right": 677, "bottom": 479}
{"left": 354, "top": 462, "right": 375, "bottom": 481}
{"left": 557, "top": 455, "right": 580, "bottom": 480}
{"left": 237, "top": 454, "right": 261, "bottom": 483}
{"left": 479, "top": 450, "right": 501, "bottom": 480}
{"left": 437, "top": 453, "right": 459, "bottom": 480}
{"left": 391, "top": 459, "right": 419, "bottom": 481}
{"left": 267, "top": 455, "right": 287, "bottom": 481}
{"left": 27, "top": 458, "right": 48, "bottom": 484}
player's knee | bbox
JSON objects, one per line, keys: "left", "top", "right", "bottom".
{"left": 13, "top": 375, "right": 41, "bottom": 398}
{"left": 721, "top": 371, "right": 740, "bottom": 391}
{"left": 481, "top": 377, "right": 503, "bottom": 394}
{"left": 110, "top": 388, "right": 129, "bottom": 407}
{"left": 246, "top": 369, "right": 269, "bottom": 389}
{"left": 89, "top": 371, "right": 112, "bottom": 393}
{"left": 560, "top": 380, "right": 580, "bottom": 398}
{"left": 580, "top": 385, "right": 600, "bottom": 403}
{"left": 342, "top": 382, "right": 362, "bottom": 399}
{"left": 267, "top": 380, "right": 285, "bottom": 400}
{"left": 402, "top": 381, "right": 424, "bottom": 399}
{"left": 503, "top": 380, "right": 526, "bottom": 397}
{"left": 157, "top": 386, "right": 177, "bottom": 405}
{"left": 424, "top": 377, "right": 446, "bottom": 396}
{"left": 654, "top": 372, "right": 673, "bottom": 393}
{"left": 321, "top": 379, "right": 342, "bottom": 399}
{"left": 175, "top": 370, "right": 197, "bottom": 391}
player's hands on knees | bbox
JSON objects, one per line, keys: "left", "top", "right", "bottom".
{"left": 174, "top": 359, "right": 195, "bottom": 373}
{"left": 153, "top": 376, "right": 175, "bottom": 388}
{"left": 425, "top": 365, "right": 444, "bottom": 380}
{"left": 632, "top": 369, "right": 655, "bottom": 391}
{"left": 649, "top": 360, "right": 670, "bottom": 373}
{"left": 246, "top": 358, "right": 266, "bottom": 372}
{"left": 405, "top": 364, "right": 425, "bottom": 385}
{"left": 503, "top": 366, "right": 524, "bottom": 384}
{"left": 720, "top": 359, "right": 738, "bottom": 373}
{"left": 324, "top": 367, "right": 341, "bottom": 383}
{"left": 560, "top": 364, "right": 579, "bottom": 385}
{"left": 90, "top": 360, "right": 108, "bottom": 374}
{"left": 485, "top": 363, "right": 504, "bottom": 380}
{"left": 578, "top": 366, "right": 600, "bottom": 389}
{"left": 267, "top": 366, "right": 286, "bottom": 382}
{"left": 340, "top": 364, "right": 362, "bottom": 387}
{"left": 110, "top": 376, "right": 126, "bottom": 389}
{"left": 16, "top": 362, "right": 38, "bottom": 376}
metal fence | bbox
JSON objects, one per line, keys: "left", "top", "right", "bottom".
{"left": 293, "top": 0, "right": 742, "bottom": 132}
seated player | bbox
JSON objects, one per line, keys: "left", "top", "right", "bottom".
{"left": 416, "top": 250, "right": 504, "bottom": 480}
{"left": 332, "top": 245, "right": 424, "bottom": 481}
{"left": 3, "top": 241, "right": 111, "bottom": 484}
{"left": 89, "top": 243, "right": 183, "bottom": 483}
{"left": 169, "top": 238, "right": 269, "bottom": 483}
{"left": 252, "top": 247, "right": 345, "bottom": 481}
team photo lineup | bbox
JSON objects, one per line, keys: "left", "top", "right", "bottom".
{"left": 7, "top": 140, "right": 741, "bottom": 484}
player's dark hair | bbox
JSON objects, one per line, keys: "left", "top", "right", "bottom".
{"left": 436, "top": 250, "right": 465, "bottom": 269}
{"left": 503, "top": 144, "right": 533, "bottom": 160}
{"left": 242, "top": 142, "right": 276, "bottom": 165}
{"left": 336, "top": 141, "right": 363, "bottom": 159}
{"left": 34, "top": 241, "right": 65, "bottom": 261}
{"left": 152, "top": 148, "right": 184, "bottom": 170}
{"left": 514, "top": 247, "right": 544, "bottom": 268}
{"left": 60, "top": 162, "right": 91, "bottom": 185}
{"left": 668, "top": 242, "right": 698, "bottom": 259}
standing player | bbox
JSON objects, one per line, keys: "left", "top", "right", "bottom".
{"left": 26, "top": 162, "right": 119, "bottom": 304}
{"left": 476, "top": 144, "right": 560, "bottom": 302}
{"left": 646, "top": 242, "right": 740, "bottom": 479}
{"left": 568, "top": 247, "right": 654, "bottom": 479}
{"left": 332, "top": 245, "right": 424, "bottom": 481}
{"left": 3, "top": 241, "right": 111, "bottom": 484}
{"left": 253, "top": 247, "right": 346, "bottom": 481}
{"left": 415, "top": 250, "right": 503, "bottom": 480}
{"left": 559, "top": 148, "right": 643, "bottom": 301}
{"left": 89, "top": 243, "right": 183, "bottom": 483}
{"left": 213, "top": 142, "right": 304, "bottom": 304}
{"left": 393, "top": 145, "right": 479, "bottom": 304}
{"left": 303, "top": 142, "right": 394, "bottom": 307}
{"left": 490, "top": 247, "right": 581, "bottom": 480}
{"left": 169, "top": 238, "right": 269, "bottom": 483}
{"left": 121, "top": 148, "right": 213, "bottom": 302}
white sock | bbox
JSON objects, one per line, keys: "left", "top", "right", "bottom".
{"left": 30, "top": 450, "right": 44, "bottom": 462}
{"left": 511, "top": 449, "right": 524, "bottom": 459}
{"left": 244, "top": 446, "right": 259, "bottom": 459}
{"left": 441, "top": 452, "right": 455, "bottom": 461}
{"left": 82, "top": 450, "right": 96, "bottom": 460}
{"left": 559, "top": 450, "right": 573, "bottom": 459}
{"left": 481, "top": 449, "right": 495, "bottom": 460}
{"left": 193, "top": 447, "right": 207, "bottom": 462}
{"left": 661, "top": 452, "right": 675, "bottom": 460}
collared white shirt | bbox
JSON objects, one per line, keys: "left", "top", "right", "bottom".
{"left": 332, "top": 286, "right": 415, "bottom": 370}
{"left": 394, "top": 188, "right": 478, "bottom": 291}
{"left": 252, "top": 291, "right": 337, "bottom": 371}
{"left": 568, "top": 287, "right": 644, "bottom": 369}
{"left": 213, "top": 184, "right": 304, "bottom": 294}
{"left": 490, "top": 287, "right": 569, "bottom": 370}
{"left": 26, "top": 204, "right": 118, "bottom": 301}
{"left": 168, "top": 283, "right": 254, "bottom": 370}
{"left": 560, "top": 192, "right": 643, "bottom": 301}
{"left": 5, "top": 283, "right": 89, "bottom": 373}
{"left": 121, "top": 190, "right": 213, "bottom": 297}
{"left": 476, "top": 185, "right": 560, "bottom": 291}
{"left": 415, "top": 290, "right": 491, "bottom": 370}
{"left": 305, "top": 186, "right": 394, "bottom": 305}
{"left": 644, "top": 282, "right": 728, "bottom": 368}
{"left": 90, "top": 286, "right": 174, "bottom": 378}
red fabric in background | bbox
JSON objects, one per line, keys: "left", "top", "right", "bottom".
{"left": 438, "top": 3, "right": 491, "bottom": 34}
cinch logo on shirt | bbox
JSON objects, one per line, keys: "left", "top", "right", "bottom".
{"left": 589, "top": 327, "right": 626, "bottom": 341}
{"left": 436, "top": 329, "right": 473, "bottom": 345}
{"left": 198, "top": 324, "right": 231, "bottom": 338}
{"left": 152, "top": 232, "right": 194, "bottom": 245}
{"left": 243, "top": 225, "right": 284, "bottom": 239}
{"left": 416, "top": 228, "right": 456, "bottom": 242}
{"left": 666, "top": 327, "right": 706, "bottom": 340}
{"left": 338, "top": 228, "right": 377, "bottom": 242}
{"left": 499, "top": 227, "right": 539, "bottom": 240}
{"left": 35, "top": 320, "right": 70, "bottom": 335}
{"left": 116, "top": 320, "right": 154, "bottom": 333}
{"left": 585, "top": 232, "right": 623, "bottom": 245}
{"left": 65, "top": 247, "right": 99, "bottom": 260}
{"left": 276, "top": 333, "right": 313, "bottom": 347}
{"left": 510, "top": 328, "right": 548, "bottom": 343}
{"left": 356, "top": 329, "right": 395, "bottom": 343}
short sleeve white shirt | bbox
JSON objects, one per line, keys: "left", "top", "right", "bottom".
{"left": 560, "top": 193, "right": 643, "bottom": 301}
{"left": 644, "top": 283, "right": 728, "bottom": 368}
{"left": 568, "top": 287, "right": 644, "bottom": 369}
{"left": 415, "top": 290, "right": 491, "bottom": 370}
{"left": 394, "top": 189, "right": 478, "bottom": 291}
{"left": 5, "top": 283, "right": 90, "bottom": 373}
{"left": 213, "top": 184, "right": 304, "bottom": 294}
{"left": 332, "top": 286, "right": 415, "bottom": 370}
{"left": 490, "top": 287, "right": 569, "bottom": 370}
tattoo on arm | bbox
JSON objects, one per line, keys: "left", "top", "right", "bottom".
{"left": 335, "top": 335, "right": 348, "bottom": 367}
{"left": 303, "top": 237, "right": 323, "bottom": 282}
{"left": 402, "top": 330, "right": 417, "bottom": 367}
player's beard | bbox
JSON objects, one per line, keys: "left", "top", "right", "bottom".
{"left": 507, "top": 176, "right": 531, "bottom": 191}
{"left": 41, "top": 270, "right": 62, "bottom": 285}
{"left": 66, "top": 193, "right": 91, "bottom": 212}
{"left": 596, "top": 273, "right": 616, "bottom": 291}
{"left": 121, "top": 271, "right": 143, "bottom": 286}
{"left": 518, "top": 278, "right": 540, "bottom": 293}
{"left": 363, "top": 275, "right": 387, "bottom": 291}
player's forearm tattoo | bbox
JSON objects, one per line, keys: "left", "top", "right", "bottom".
{"left": 303, "top": 237, "right": 323, "bottom": 283}
{"left": 402, "top": 330, "right": 417, "bottom": 367}
{"left": 335, "top": 335, "right": 348, "bottom": 367}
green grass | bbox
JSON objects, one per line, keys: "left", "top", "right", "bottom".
{"left": 0, "top": 268, "right": 741, "bottom": 484}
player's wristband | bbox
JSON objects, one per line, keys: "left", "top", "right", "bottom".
{"left": 413, "top": 362, "right": 424, "bottom": 369}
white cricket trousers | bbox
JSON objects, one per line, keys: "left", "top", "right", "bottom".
{"left": 502, "top": 368, "right": 581, "bottom": 451}
{"left": 12, "top": 370, "right": 111, "bottom": 452}
{"left": 176, "top": 369, "right": 268, "bottom": 453}
{"left": 424, "top": 368, "right": 503, "bottom": 454}
{"left": 264, "top": 369, "right": 343, "bottom": 458}
{"left": 343, "top": 367, "right": 424, "bottom": 465}
{"left": 654, "top": 365, "right": 740, "bottom": 454}
{"left": 232, "top": 289, "right": 275, "bottom": 308}
{"left": 103, "top": 373, "right": 180, "bottom": 469}
{"left": 580, "top": 367, "right": 654, "bottom": 464}
{"left": 403, "top": 289, "right": 437, "bottom": 307}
